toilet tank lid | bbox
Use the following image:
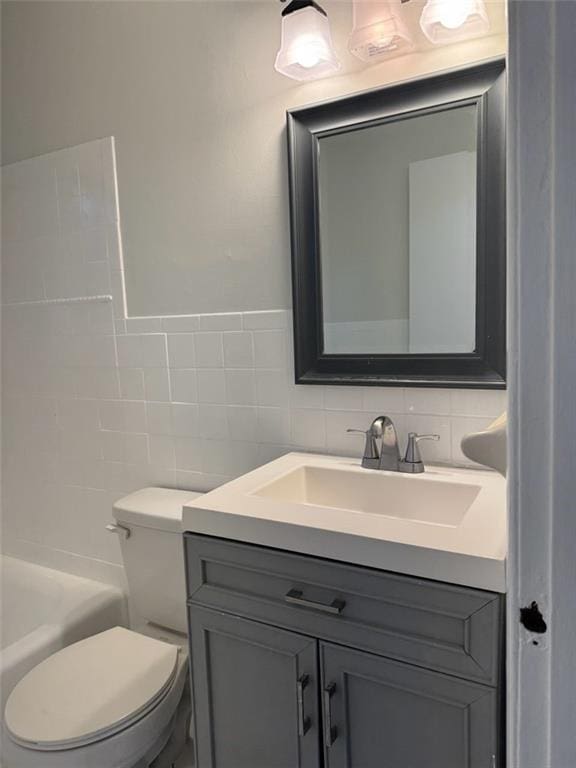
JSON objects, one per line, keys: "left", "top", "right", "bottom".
{"left": 113, "top": 487, "right": 203, "bottom": 533}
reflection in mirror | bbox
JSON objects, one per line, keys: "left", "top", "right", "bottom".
{"left": 318, "top": 105, "right": 477, "bottom": 355}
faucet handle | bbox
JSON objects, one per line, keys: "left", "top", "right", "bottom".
{"left": 347, "top": 428, "right": 380, "bottom": 461}
{"left": 403, "top": 432, "right": 440, "bottom": 470}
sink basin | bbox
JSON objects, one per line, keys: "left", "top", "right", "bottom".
{"left": 182, "top": 452, "right": 507, "bottom": 592}
{"left": 252, "top": 465, "right": 480, "bottom": 527}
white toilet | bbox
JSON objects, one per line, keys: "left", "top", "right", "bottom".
{"left": 2, "top": 487, "right": 201, "bottom": 768}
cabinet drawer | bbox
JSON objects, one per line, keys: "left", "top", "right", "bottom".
{"left": 185, "top": 534, "right": 503, "bottom": 685}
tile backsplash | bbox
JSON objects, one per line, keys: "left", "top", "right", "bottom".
{"left": 1, "top": 138, "right": 506, "bottom": 583}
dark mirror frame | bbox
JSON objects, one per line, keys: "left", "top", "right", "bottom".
{"left": 287, "top": 58, "right": 506, "bottom": 389}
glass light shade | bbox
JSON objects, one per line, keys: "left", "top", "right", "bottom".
{"left": 348, "top": 1, "right": 414, "bottom": 63}
{"left": 275, "top": 6, "right": 341, "bottom": 82}
{"left": 420, "top": 0, "right": 490, "bottom": 44}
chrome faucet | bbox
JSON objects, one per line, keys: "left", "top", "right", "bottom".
{"left": 348, "top": 416, "right": 439, "bottom": 474}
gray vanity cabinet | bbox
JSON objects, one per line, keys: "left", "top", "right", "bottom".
{"left": 185, "top": 534, "right": 504, "bottom": 768}
{"left": 320, "top": 642, "right": 498, "bottom": 768}
{"left": 188, "top": 604, "right": 320, "bottom": 768}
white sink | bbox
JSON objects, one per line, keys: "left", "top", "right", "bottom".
{"left": 182, "top": 453, "right": 507, "bottom": 592}
{"left": 252, "top": 465, "right": 481, "bottom": 527}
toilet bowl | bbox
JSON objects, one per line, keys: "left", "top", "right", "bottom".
{"left": 2, "top": 488, "right": 201, "bottom": 768}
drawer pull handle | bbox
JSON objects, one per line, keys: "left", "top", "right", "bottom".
{"left": 285, "top": 588, "right": 346, "bottom": 615}
{"left": 323, "top": 682, "right": 338, "bottom": 747}
{"left": 297, "top": 674, "right": 311, "bottom": 736}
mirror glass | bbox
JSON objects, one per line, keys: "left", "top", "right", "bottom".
{"left": 318, "top": 105, "right": 478, "bottom": 355}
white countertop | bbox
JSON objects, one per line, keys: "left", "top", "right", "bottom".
{"left": 182, "top": 452, "right": 507, "bottom": 593}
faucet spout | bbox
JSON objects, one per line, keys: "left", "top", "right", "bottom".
{"left": 377, "top": 416, "right": 401, "bottom": 471}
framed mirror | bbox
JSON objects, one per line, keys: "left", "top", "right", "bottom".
{"left": 287, "top": 59, "right": 506, "bottom": 389}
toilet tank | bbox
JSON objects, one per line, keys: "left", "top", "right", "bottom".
{"left": 112, "top": 488, "right": 203, "bottom": 634}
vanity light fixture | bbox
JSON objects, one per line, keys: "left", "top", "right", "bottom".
{"left": 419, "top": 0, "right": 490, "bottom": 44}
{"left": 275, "top": 0, "right": 341, "bottom": 81}
{"left": 348, "top": 0, "right": 414, "bottom": 63}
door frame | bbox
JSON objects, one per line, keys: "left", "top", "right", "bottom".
{"left": 507, "top": 1, "right": 576, "bottom": 766}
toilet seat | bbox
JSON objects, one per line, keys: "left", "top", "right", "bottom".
{"left": 5, "top": 627, "right": 179, "bottom": 751}
{"left": 2, "top": 649, "right": 189, "bottom": 768}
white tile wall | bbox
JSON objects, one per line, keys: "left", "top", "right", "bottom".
{"left": 1, "top": 138, "right": 507, "bottom": 583}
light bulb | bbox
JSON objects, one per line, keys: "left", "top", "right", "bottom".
{"left": 294, "top": 37, "right": 321, "bottom": 68}
{"left": 437, "top": 0, "right": 473, "bottom": 29}
{"left": 375, "top": 35, "right": 394, "bottom": 49}
{"left": 372, "top": 21, "right": 394, "bottom": 50}
{"left": 419, "top": 0, "right": 490, "bottom": 45}
{"left": 297, "top": 50, "right": 320, "bottom": 68}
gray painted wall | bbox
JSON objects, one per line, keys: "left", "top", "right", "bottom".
{"left": 1, "top": 0, "right": 506, "bottom": 317}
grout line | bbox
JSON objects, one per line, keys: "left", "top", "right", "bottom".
{"left": 3, "top": 295, "right": 113, "bottom": 307}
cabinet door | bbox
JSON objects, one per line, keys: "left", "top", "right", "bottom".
{"left": 189, "top": 604, "right": 321, "bottom": 768}
{"left": 320, "top": 642, "right": 500, "bottom": 768}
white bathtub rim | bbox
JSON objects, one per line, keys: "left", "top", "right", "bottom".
{"left": 1, "top": 557, "right": 125, "bottom": 645}
{"left": 2, "top": 537, "right": 128, "bottom": 590}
